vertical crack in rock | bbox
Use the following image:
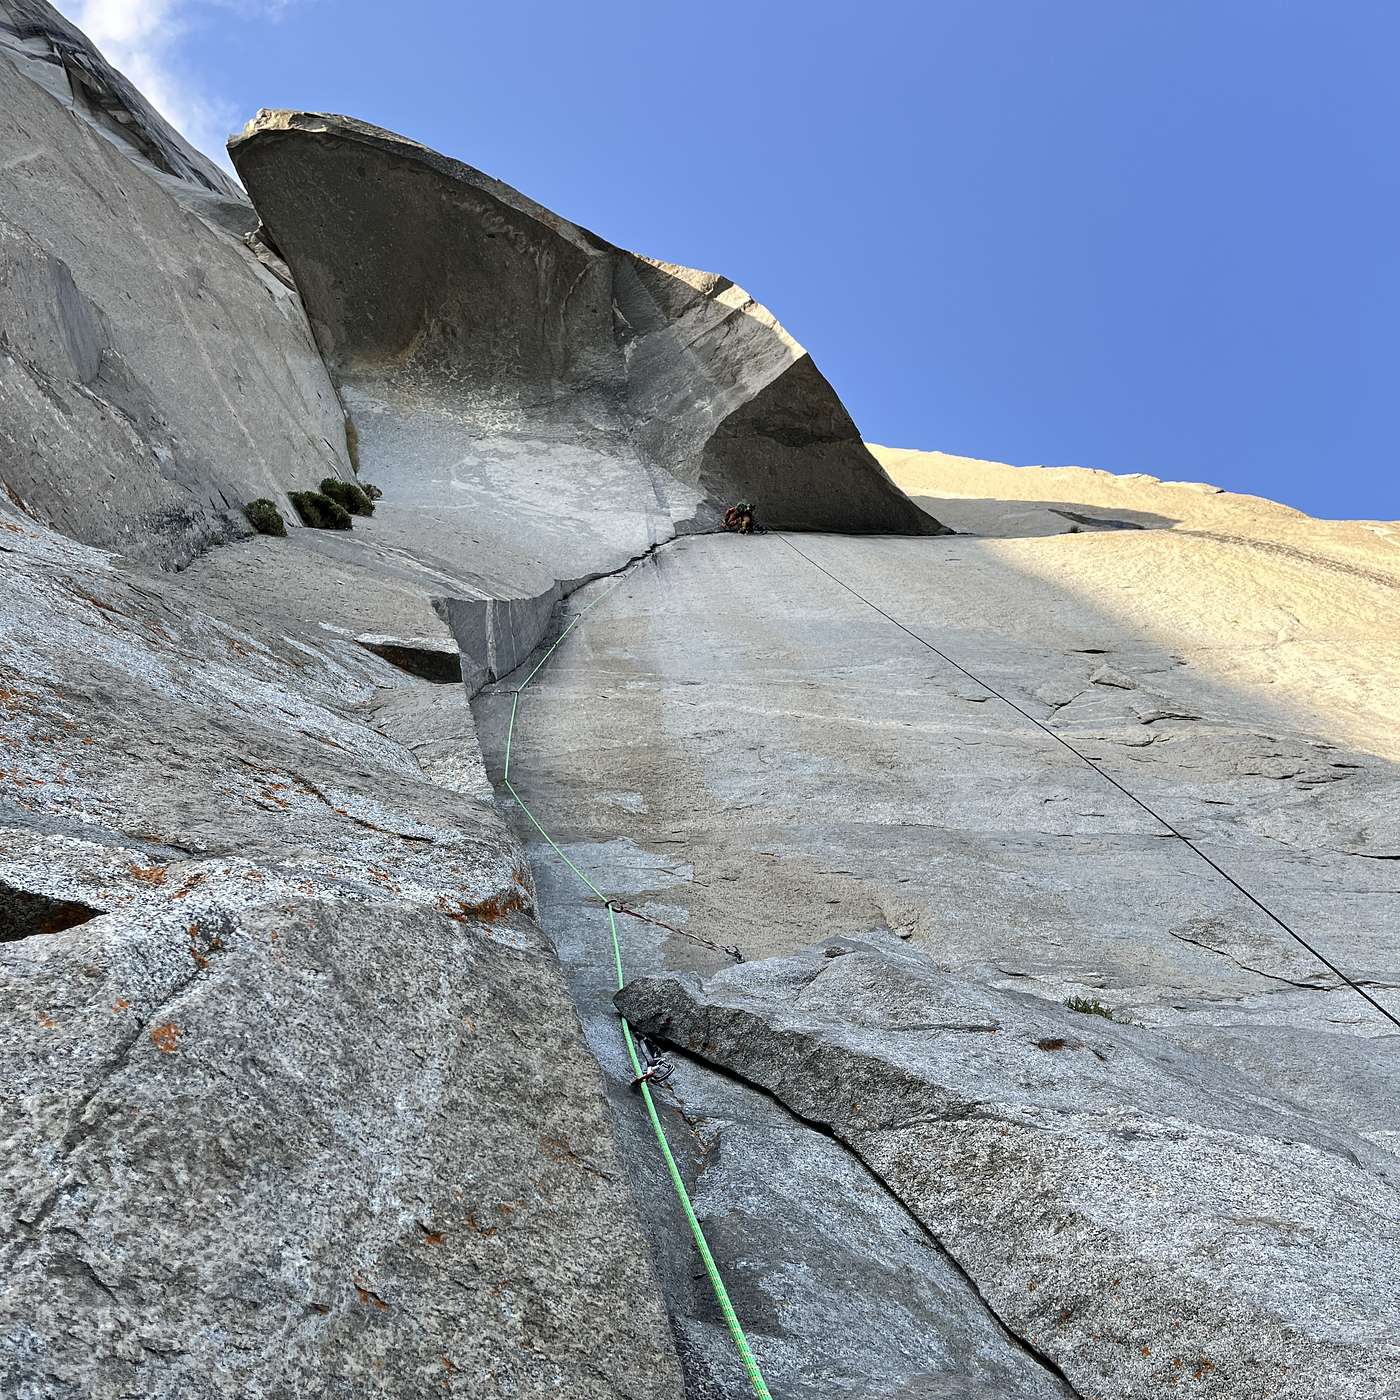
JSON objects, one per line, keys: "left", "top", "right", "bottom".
{"left": 663, "top": 1043, "right": 1084, "bottom": 1397}
{"left": 440, "top": 530, "right": 690, "bottom": 697}
{"left": 489, "top": 800, "right": 1078, "bottom": 1397}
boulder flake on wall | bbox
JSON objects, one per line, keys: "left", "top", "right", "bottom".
{"left": 617, "top": 937, "right": 1400, "bottom": 1399}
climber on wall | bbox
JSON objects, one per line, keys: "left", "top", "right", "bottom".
{"left": 723, "top": 500, "right": 756, "bottom": 534}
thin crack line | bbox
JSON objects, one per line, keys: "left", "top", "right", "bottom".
{"left": 660, "top": 1038, "right": 1082, "bottom": 1397}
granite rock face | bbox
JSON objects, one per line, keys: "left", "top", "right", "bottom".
{"left": 1, "top": 9, "right": 695, "bottom": 1388}
{"left": 474, "top": 526, "right": 1400, "bottom": 1399}
{"left": 0, "top": 504, "right": 686, "bottom": 1399}
{"left": 5, "top": 4, "right": 1395, "bottom": 1397}
{"left": 228, "top": 110, "right": 944, "bottom": 561}
{"left": 0, "top": 2, "right": 352, "bottom": 569}
{"left": 502, "top": 804, "right": 1076, "bottom": 1400}
{"left": 617, "top": 935, "right": 1400, "bottom": 1399}
{"left": 0, "top": 0, "right": 238, "bottom": 196}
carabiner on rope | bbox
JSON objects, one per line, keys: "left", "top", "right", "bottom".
{"left": 630, "top": 1035, "right": 675, "bottom": 1090}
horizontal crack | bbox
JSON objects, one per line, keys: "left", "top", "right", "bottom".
{"left": 1164, "top": 930, "right": 1400, "bottom": 993}
{"left": 1168, "top": 929, "right": 1335, "bottom": 990}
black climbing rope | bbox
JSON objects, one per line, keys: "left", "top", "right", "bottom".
{"left": 774, "top": 532, "right": 1400, "bottom": 1033}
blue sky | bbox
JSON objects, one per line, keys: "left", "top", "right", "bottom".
{"left": 65, "top": 0, "right": 1397, "bottom": 518}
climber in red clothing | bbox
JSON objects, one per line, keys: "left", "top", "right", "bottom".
{"left": 723, "top": 500, "right": 756, "bottom": 534}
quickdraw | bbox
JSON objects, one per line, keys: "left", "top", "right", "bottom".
{"left": 630, "top": 1036, "right": 675, "bottom": 1090}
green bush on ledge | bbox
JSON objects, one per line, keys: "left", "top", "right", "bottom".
{"left": 289, "top": 490, "right": 353, "bottom": 530}
{"left": 320, "top": 477, "right": 375, "bottom": 517}
{"left": 1064, "top": 995, "right": 1122, "bottom": 1021}
{"left": 243, "top": 498, "right": 286, "bottom": 537}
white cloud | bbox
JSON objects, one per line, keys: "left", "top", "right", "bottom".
{"left": 65, "top": 0, "right": 284, "bottom": 170}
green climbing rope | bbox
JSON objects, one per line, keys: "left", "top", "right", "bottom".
{"left": 500, "top": 573, "right": 773, "bottom": 1400}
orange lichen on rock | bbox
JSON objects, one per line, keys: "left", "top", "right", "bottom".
{"left": 351, "top": 1277, "right": 390, "bottom": 1310}
{"left": 441, "top": 888, "right": 528, "bottom": 925}
{"left": 149, "top": 1022, "right": 181, "bottom": 1053}
{"left": 464, "top": 1210, "right": 497, "bottom": 1238}
{"left": 187, "top": 921, "right": 225, "bottom": 971}
{"left": 172, "top": 872, "right": 208, "bottom": 900}
{"left": 68, "top": 589, "right": 125, "bottom": 618}
{"left": 0, "top": 684, "right": 37, "bottom": 717}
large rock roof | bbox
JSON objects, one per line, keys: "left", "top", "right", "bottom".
{"left": 230, "top": 110, "right": 946, "bottom": 540}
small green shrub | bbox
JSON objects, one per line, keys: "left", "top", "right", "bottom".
{"left": 320, "top": 477, "right": 375, "bottom": 517}
{"left": 361, "top": 482, "right": 383, "bottom": 501}
{"left": 1064, "top": 995, "right": 1119, "bottom": 1021}
{"left": 243, "top": 498, "right": 286, "bottom": 537}
{"left": 289, "top": 490, "right": 352, "bottom": 530}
